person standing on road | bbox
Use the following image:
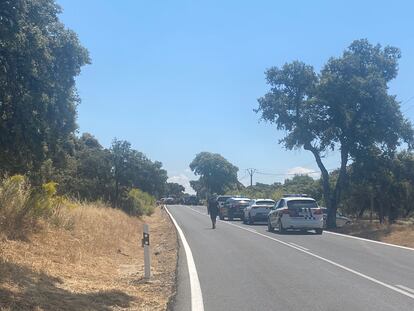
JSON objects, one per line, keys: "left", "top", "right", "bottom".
{"left": 207, "top": 195, "right": 219, "bottom": 229}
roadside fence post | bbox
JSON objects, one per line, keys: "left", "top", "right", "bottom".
{"left": 142, "top": 223, "right": 151, "bottom": 279}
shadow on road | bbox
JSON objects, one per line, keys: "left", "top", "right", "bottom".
{"left": 269, "top": 230, "right": 320, "bottom": 236}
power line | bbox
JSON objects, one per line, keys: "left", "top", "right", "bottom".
{"left": 401, "top": 95, "right": 414, "bottom": 108}
{"left": 238, "top": 173, "right": 248, "bottom": 181}
{"left": 255, "top": 168, "right": 336, "bottom": 176}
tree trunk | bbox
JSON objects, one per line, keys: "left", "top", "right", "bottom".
{"left": 304, "top": 143, "right": 334, "bottom": 226}
{"left": 328, "top": 146, "right": 349, "bottom": 228}
{"left": 305, "top": 143, "right": 349, "bottom": 229}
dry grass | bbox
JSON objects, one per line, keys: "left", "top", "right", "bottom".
{"left": 0, "top": 203, "right": 177, "bottom": 310}
{"left": 331, "top": 220, "right": 414, "bottom": 248}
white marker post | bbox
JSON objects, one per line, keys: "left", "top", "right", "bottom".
{"left": 142, "top": 224, "right": 151, "bottom": 279}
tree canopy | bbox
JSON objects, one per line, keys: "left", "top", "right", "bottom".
{"left": 0, "top": 0, "right": 90, "bottom": 175}
{"left": 189, "top": 152, "right": 239, "bottom": 195}
{"left": 257, "top": 39, "right": 414, "bottom": 227}
{"left": 165, "top": 182, "right": 185, "bottom": 198}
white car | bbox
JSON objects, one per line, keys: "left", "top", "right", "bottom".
{"left": 268, "top": 195, "right": 324, "bottom": 234}
{"left": 243, "top": 199, "right": 275, "bottom": 224}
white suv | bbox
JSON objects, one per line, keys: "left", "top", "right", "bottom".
{"left": 243, "top": 199, "right": 275, "bottom": 224}
{"left": 267, "top": 195, "right": 324, "bottom": 234}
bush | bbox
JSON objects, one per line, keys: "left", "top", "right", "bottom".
{"left": 121, "top": 188, "right": 156, "bottom": 217}
{"left": 0, "top": 175, "right": 67, "bottom": 238}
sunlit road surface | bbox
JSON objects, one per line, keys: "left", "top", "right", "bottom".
{"left": 167, "top": 205, "right": 414, "bottom": 311}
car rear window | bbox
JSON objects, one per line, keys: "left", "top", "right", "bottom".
{"left": 217, "top": 196, "right": 231, "bottom": 202}
{"left": 287, "top": 200, "right": 317, "bottom": 209}
{"left": 256, "top": 200, "right": 274, "bottom": 205}
{"left": 236, "top": 200, "right": 250, "bottom": 205}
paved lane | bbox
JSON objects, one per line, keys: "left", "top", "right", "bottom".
{"left": 168, "top": 205, "right": 414, "bottom": 311}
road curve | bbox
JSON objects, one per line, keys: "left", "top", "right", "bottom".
{"left": 168, "top": 205, "right": 414, "bottom": 311}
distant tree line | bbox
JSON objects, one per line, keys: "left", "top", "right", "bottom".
{"left": 189, "top": 150, "right": 414, "bottom": 225}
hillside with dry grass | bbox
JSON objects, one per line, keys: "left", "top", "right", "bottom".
{"left": 0, "top": 187, "right": 177, "bottom": 310}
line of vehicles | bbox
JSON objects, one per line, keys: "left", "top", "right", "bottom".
{"left": 159, "top": 195, "right": 200, "bottom": 205}
{"left": 215, "top": 194, "right": 351, "bottom": 234}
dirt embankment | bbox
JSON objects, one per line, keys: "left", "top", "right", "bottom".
{"left": 0, "top": 205, "right": 177, "bottom": 311}
{"left": 331, "top": 220, "right": 414, "bottom": 248}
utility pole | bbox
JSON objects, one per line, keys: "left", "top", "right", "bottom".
{"left": 246, "top": 168, "right": 257, "bottom": 187}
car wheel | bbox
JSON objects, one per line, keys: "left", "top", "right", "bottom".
{"left": 268, "top": 219, "right": 274, "bottom": 232}
{"left": 278, "top": 221, "right": 286, "bottom": 234}
{"left": 315, "top": 228, "right": 323, "bottom": 235}
{"left": 241, "top": 214, "right": 246, "bottom": 223}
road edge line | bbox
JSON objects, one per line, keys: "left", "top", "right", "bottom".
{"left": 325, "top": 230, "right": 414, "bottom": 251}
{"left": 165, "top": 206, "right": 204, "bottom": 311}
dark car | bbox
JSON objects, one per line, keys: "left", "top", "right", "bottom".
{"left": 219, "top": 197, "right": 250, "bottom": 220}
{"left": 183, "top": 195, "right": 200, "bottom": 205}
{"left": 216, "top": 195, "right": 233, "bottom": 209}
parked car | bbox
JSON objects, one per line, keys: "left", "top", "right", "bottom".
{"left": 216, "top": 195, "right": 233, "bottom": 209}
{"left": 219, "top": 197, "right": 250, "bottom": 220}
{"left": 268, "top": 195, "right": 324, "bottom": 234}
{"left": 321, "top": 208, "right": 352, "bottom": 228}
{"left": 160, "top": 197, "right": 175, "bottom": 205}
{"left": 183, "top": 195, "right": 200, "bottom": 205}
{"left": 243, "top": 199, "right": 275, "bottom": 224}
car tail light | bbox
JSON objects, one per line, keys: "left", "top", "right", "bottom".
{"left": 281, "top": 209, "right": 290, "bottom": 214}
{"left": 313, "top": 208, "right": 322, "bottom": 215}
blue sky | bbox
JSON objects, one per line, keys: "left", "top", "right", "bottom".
{"left": 58, "top": 0, "right": 414, "bottom": 193}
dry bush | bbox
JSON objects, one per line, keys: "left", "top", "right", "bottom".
{"left": 0, "top": 175, "right": 67, "bottom": 239}
{"left": 0, "top": 175, "right": 36, "bottom": 238}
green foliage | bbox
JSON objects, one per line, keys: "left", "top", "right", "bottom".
{"left": 341, "top": 151, "right": 414, "bottom": 222}
{"left": 110, "top": 138, "right": 168, "bottom": 206}
{"left": 0, "top": 3, "right": 168, "bottom": 220}
{"left": 0, "top": 0, "right": 90, "bottom": 175}
{"left": 257, "top": 39, "right": 414, "bottom": 227}
{"left": 0, "top": 175, "right": 67, "bottom": 237}
{"left": 190, "top": 152, "right": 239, "bottom": 195}
{"left": 121, "top": 188, "right": 156, "bottom": 217}
{"left": 165, "top": 182, "right": 185, "bottom": 198}
{"left": 229, "top": 175, "right": 321, "bottom": 203}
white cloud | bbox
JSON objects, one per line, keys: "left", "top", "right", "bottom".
{"left": 286, "top": 166, "right": 320, "bottom": 179}
{"left": 167, "top": 174, "right": 196, "bottom": 195}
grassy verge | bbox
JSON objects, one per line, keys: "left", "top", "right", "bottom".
{"left": 330, "top": 220, "right": 414, "bottom": 248}
{"left": 0, "top": 202, "right": 177, "bottom": 310}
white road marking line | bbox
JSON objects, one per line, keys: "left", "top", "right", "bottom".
{"left": 289, "top": 242, "right": 309, "bottom": 251}
{"left": 165, "top": 206, "right": 204, "bottom": 311}
{"left": 186, "top": 206, "right": 414, "bottom": 300}
{"left": 244, "top": 228, "right": 258, "bottom": 233}
{"left": 324, "top": 231, "right": 414, "bottom": 251}
{"left": 396, "top": 285, "right": 414, "bottom": 294}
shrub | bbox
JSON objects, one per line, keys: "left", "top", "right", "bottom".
{"left": 0, "top": 175, "right": 68, "bottom": 238}
{"left": 121, "top": 188, "right": 156, "bottom": 217}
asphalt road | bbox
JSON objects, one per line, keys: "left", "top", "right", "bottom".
{"left": 167, "top": 204, "right": 414, "bottom": 311}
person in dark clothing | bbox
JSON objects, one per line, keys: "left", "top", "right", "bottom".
{"left": 207, "top": 195, "right": 219, "bottom": 229}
